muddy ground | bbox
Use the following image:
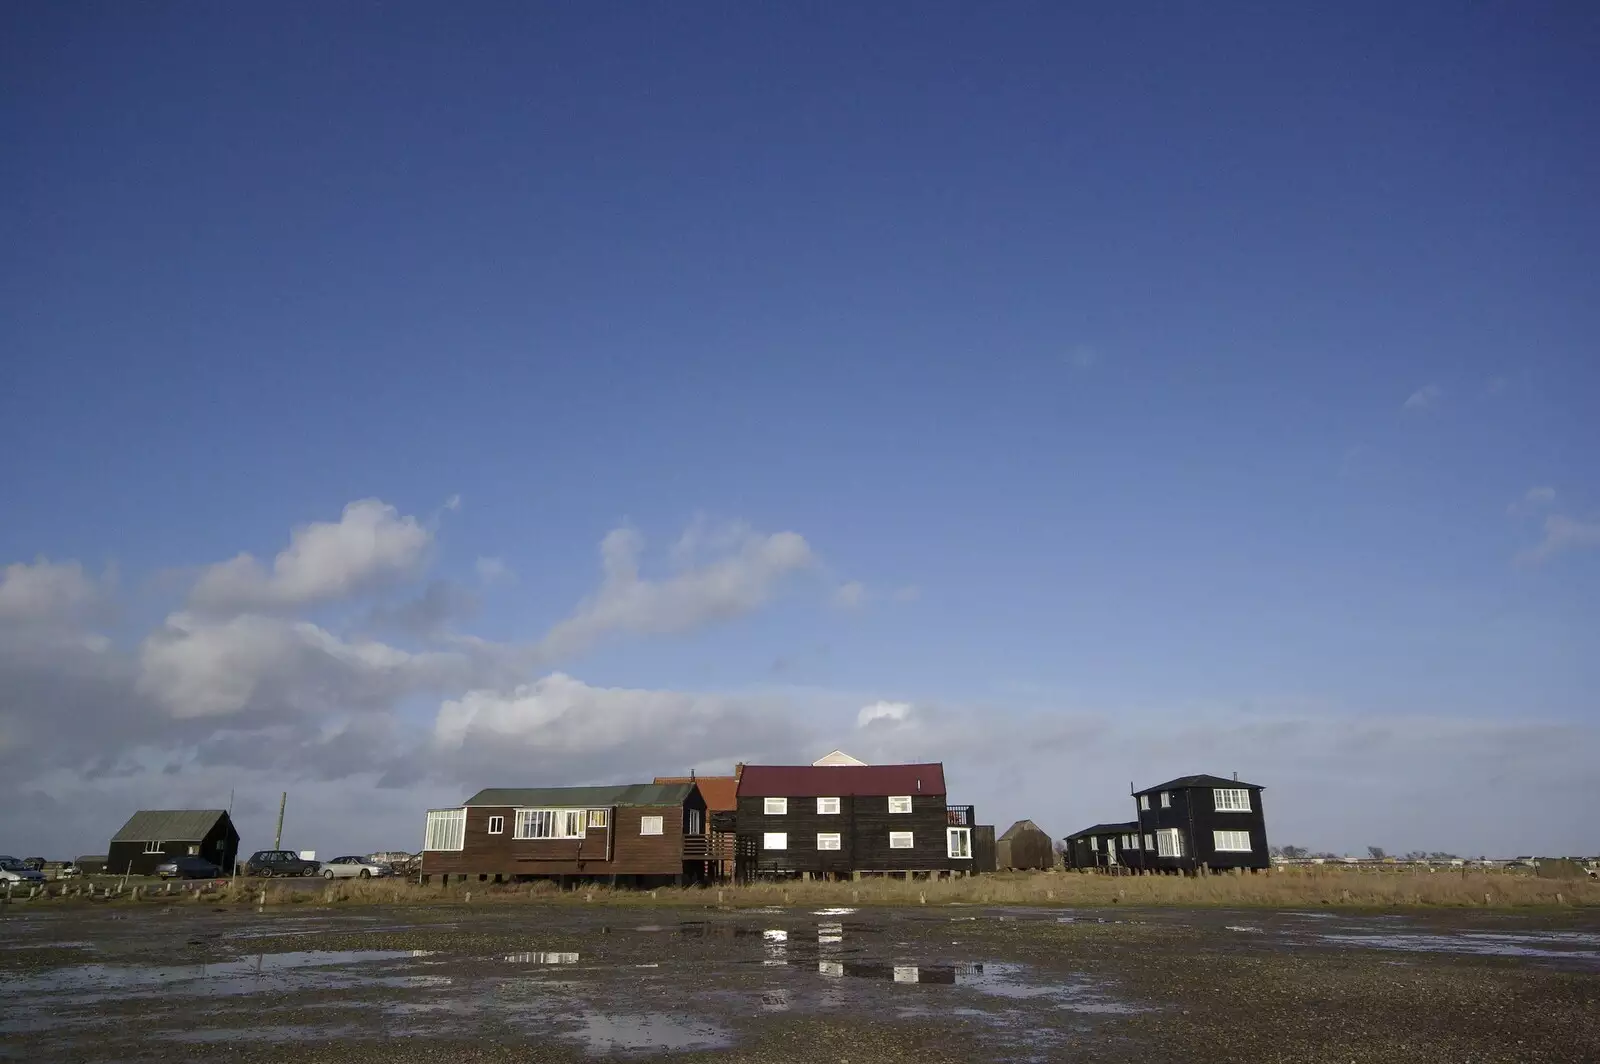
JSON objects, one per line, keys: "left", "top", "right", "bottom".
{"left": 2, "top": 903, "right": 1597, "bottom": 1062}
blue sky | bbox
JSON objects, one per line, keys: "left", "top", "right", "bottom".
{"left": 2, "top": 4, "right": 1596, "bottom": 859}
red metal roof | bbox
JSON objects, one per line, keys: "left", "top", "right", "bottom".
{"left": 654, "top": 775, "right": 739, "bottom": 812}
{"left": 736, "top": 763, "right": 946, "bottom": 798}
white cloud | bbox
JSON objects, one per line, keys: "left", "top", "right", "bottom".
{"left": 0, "top": 558, "right": 99, "bottom": 622}
{"left": 1507, "top": 486, "right": 1557, "bottom": 516}
{"left": 189, "top": 499, "right": 431, "bottom": 613}
{"left": 431, "top": 672, "right": 806, "bottom": 781}
{"left": 475, "top": 556, "right": 515, "bottom": 586}
{"left": 137, "top": 611, "right": 472, "bottom": 721}
{"left": 857, "top": 700, "right": 914, "bottom": 728}
{"left": 1403, "top": 384, "right": 1442, "bottom": 411}
{"left": 1516, "top": 514, "right": 1600, "bottom": 566}
{"left": 832, "top": 581, "right": 866, "bottom": 609}
{"left": 539, "top": 523, "right": 814, "bottom": 659}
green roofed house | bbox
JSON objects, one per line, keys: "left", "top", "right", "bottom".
{"left": 108, "top": 809, "right": 240, "bottom": 877}
{"left": 420, "top": 782, "right": 710, "bottom": 888}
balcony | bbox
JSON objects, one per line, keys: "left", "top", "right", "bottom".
{"left": 946, "top": 805, "right": 975, "bottom": 827}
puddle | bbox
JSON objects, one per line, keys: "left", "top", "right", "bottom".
{"left": 807, "top": 958, "right": 1141, "bottom": 1012}
{"left": 812, "top": 907, "right": 858, "bottom": 916}
{"left": 0, "top": 950, "right": 433, "bottom": 1004}
{"left": 1321, "top": 932, "right": 1600, "bottom": 965}
{"left": 572, "top": 1012, "right": 731, "bottom": 1053}
{"left": 504, "top": 952, "right": 579, "bottom": 964}
{"left": 1225, "top": 925, "right": 1265, "bottom": 934}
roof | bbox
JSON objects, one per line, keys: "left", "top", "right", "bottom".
{"left": 463, "top": 783, "right": 697, "bottom": 808}
{"left": 1064, "top": 822, "right": 1138, "bottom": 840}
{"left": 655, "top": 775, "right": 738, "bottom": 812}
{"left": 1135, "top": 773, "right": 1263, "bottom": 795}
{"left": 999, "top": 819, "right": 1050, "bottom": 841}
{"left": 736, "top": 763, "right": 946, "bottom": 799}
{"left": 111, "top": 810, "right": 231, "bottom": 844}
{"left": 812, "top": 749, "right": 867, "bottom": 766}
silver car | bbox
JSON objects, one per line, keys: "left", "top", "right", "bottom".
{"left": 0, "top": 856, "right": 45, "bottom": 885}
{"left": 320, "top": 855, "right": 389, "bottom": 879}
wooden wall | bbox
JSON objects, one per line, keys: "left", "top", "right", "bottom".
{"left": 1135, "top": 785, "right": 1269, "bottom": 872}
{"left": 735, "top": 793, "right": 961, "bottom": 877}
{"left": 421, "top": 791, "right": 708, "bottom": 880}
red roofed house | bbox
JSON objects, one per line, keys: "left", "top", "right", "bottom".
{"left": 732, "top": 759, "right": 984, "bottom": 880}
{"left": 655, "top": 770, "right": 740, "bottom": 880}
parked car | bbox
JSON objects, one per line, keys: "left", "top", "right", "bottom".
{"left": 21, "top": 857, "right": 45, "bottom": 871}
{"left": 57, "top": 863, "right": 81, "bottom": 879}
{"left": 321, "top": 856, "right": 389, "bottom": 880}
{"left": 243, "top": 850, "right": 322, "bottom": 878}
{"left": 154, "top": 855, "right": 223, "bottom": 880}
{"left": 0, "top": 856, "right": 46, "bottom": 885}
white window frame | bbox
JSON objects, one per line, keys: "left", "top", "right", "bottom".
{"left": 686, "top": 808, "right": 703, "bottom": 835}
{"left": 143, "top": 841, "right": 163, "bottom": 854}
{"left": 764, "top": 797, "right": 788, "bottom": 816}
{"left": 1139, "top": 795, "right": 1150, "bottom": 811}
{"left": 1143, "top": 833, "right": 1154, "bottom": 851}
{"left": 763, "top": 832, "right": 787, "bottom": 850}
{"left": 1213, "top": 788, "right": 1252, "bottom": 812}
{"left": 514, "top": 808, "right": 591, "bottom": 840}
{"left": 588, "top": 809, "right": 608, "bottom": 829}
{"left": 816, "top": 796, "right": 840, "bottom": 815}
{"left": 424, "top": 809, "right": 466, "bottom": 852}
{"left": 887, "top": 795, "right": 913, "bottom": 814}
{"left": 889, "top": 831, "right": 914, "bottom": 849}
{"left": 947, "top": 827, "right": 971, "bottom": 859}
{"left": 1213, "top": 830, "right": 1252, "bottom": 852}
{"left": 563, "top": 810, "right": 586, "bottom": 837}
{"left": 816, "top": 832, "right": 841, "bottom": 851}
{"left": 1160, "top": 791, "right": 1171, "bottom": 808}
{"left": 1156, "top": 827, "right": 1184, "bottom": 858}
{"left": 1090, "top": 836, "right": 1099, "bottom": 851}
{"left": 639, "top": 816, "right": 664, "bottom": 836}
{"left": 486, "top": 815, "right": 505, "bottom": 835}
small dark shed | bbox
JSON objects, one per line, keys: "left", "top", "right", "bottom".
{"left": 108, "top": 809, "right": 239, "bottom": 877}
{"left": 996, "top": 820, "right": 1055, "bottom": 870}
{"left": 971, "top": 825, "right": 998, "bottom": 873}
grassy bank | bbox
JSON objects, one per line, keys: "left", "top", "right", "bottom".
{"left": 11, "top": 867, "right": 1596, "bottom": 909}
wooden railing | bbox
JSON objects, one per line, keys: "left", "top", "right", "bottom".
{"left": 946, "top": 805, "right": 975, "bottom": 827}
{"left": 682, "top": 834, "right": 710, "bottom": 859}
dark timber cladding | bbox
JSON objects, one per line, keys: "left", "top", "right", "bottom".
{"left": 734, "top": 762, "right": 977, "bottom": 879}
{"left": 996, "top": 819, "right": 1055, "bottom": 871}
{"left": 107, "top": 809, "right": 240, "bottom": 877}
{"left": 1133, "top": 773, "right": 1269, "bottom": 873}
{"left": 1062, "top": 822, "right": 1141, "bottom": 872}
{"left": 420, "top": 782, "right": 709, "bottom": 886}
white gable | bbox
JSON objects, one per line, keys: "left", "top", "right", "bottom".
{"left": 812, "top": 749, "right": 868, "bottom": 767}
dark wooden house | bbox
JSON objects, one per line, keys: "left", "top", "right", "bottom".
{"left": 733, "top": 762, "right": 983, "bottom": 880}
{"left": 1131, "top": 773, "right": 1269, "bottom": 873}
{"left": 996, "top": 819, "right": 1055, "bottom": 871}
{"left": 420, "top": 782, "right": 710, "bottom": 887}
{"left": 656, "top": 772, "right": 740, "bottom": 880}
{"left": 1062, "top": 822, "right": 1143, "bottom": 872}
{"left": 108, "top": 809, "right": 239, "bottom": 877}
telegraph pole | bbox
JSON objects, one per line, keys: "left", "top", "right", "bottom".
{"left": 273, "top": 792, "right": 287, "bottom": 850}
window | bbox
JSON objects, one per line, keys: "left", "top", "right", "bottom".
{"left": 588, "top": 809, "right": 607, "bottom": 829}
{"left": 1160, "top": 792, "right": 1171, "bottom": 808}
{"left": 817, "top": 832, "right": 841, "bottom": 850}
{"left": 1143, "top": 834, "right": 1154, "bottom": 851}
{"left": 764, "top": 797, "right": 788, "bottom": 815}
{"left": 514, "top": 809, "right": 589, "bottom": 839}
{"left": 1214, "top": 830, "right": 1252, "bottom": 852}
{"left": 687, "top": 809, "right": 703, "bottom": 835}
{"left": 887, "top": 795, "right": 913, "bottom": 814}
{"left": 425, "top": 809, "right": 466, "bottom": 851}
{"left": 948, "top": 827, "right": 971, "bottom": 859}
{"left": 1156, "top": 828, "right": 1184, "bottom": 858}
{"left": 187, "top": 845, "right": 200, "bottom": 855}
{"left": 1213, "top": 788, "right": 1252, "bottom": 812}
{"left": 1139, "top": 795, "right": 1150, "bottom": 811}
{"left": 1090, "top": 836, "right": 1099, "bottom": 851}
{"left": 763, "top": 832, "right": 787, "bottom": 850}
{"left": 143, "top": 841, "right": 163, "bottom": 854}
{"left": 889, "top": 831, "right": 914, "bottom": 849}
{"left": 487, "top": 815, "right": 505, "bottom": 835}
{"left": 816, "top": 797, "right": 840, "bottom": 815}
{"left": 640, "top": 816, "right": 664, "bottom": 836}
{"left": 1124, "top": 834, "right": 1135, "bottom": 849}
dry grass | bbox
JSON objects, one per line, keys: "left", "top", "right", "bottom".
{"left": 15, "top": 867, "right": 1595, "bottom": 910}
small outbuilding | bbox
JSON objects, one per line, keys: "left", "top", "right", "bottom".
{"left": 108, "top": 809, "right": 240, "bottom": 877}
{"left": 996, "top": 819, "right": 1055, "bottom": 871}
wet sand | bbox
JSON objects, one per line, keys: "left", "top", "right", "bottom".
{"left": 3, "top": 903, "right": 1597, "bottom": 1062}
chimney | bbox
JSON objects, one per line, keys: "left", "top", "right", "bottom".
{"left": 1232, "top": 770, "right": 1238, "bottom": 781}
{"left": 734, "top": 762, "right": 745, "bottom": 779}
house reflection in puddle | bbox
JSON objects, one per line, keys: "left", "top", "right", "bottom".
{"left": 815, "top": 961, "right": 984, "bottom": 985}
{"left": 503, "top": 952, "right": 579, "bottom": 964}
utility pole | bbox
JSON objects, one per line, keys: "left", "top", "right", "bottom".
{"left": 273, "top": 791, "right": 287, "bottom": 850}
